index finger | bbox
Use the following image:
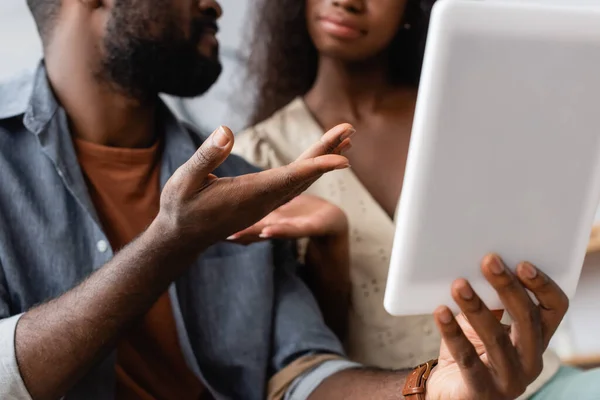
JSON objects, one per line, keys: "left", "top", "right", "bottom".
{"left": 296, "top": 123, "right": 355, "bottom": 161}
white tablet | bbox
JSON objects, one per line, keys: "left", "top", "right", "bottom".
{"left": 384, "top": 0, "right": 600, "bottom": 316}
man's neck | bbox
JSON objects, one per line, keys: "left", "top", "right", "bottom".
{"left": 45, "top": 55, "right": 157, "bottom": 149}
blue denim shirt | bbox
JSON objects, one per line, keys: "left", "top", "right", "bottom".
{"left": 0, "top": 65, "right": 354, "bottom": 399}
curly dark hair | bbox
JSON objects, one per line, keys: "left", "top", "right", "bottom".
{"left": 245, "top": 0, "right": 438, "bottom": 125}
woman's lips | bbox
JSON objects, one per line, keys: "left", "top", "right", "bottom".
{"left": 319, "top": 16, "right": 364, "bottom": 40}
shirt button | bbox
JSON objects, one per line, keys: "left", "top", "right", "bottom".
{"left": 96, "top": 240, "right": 109, "bottom": 253}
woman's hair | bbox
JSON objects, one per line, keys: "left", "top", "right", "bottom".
{"left": 245, "top": 0, "right": 437, "bottom": 125}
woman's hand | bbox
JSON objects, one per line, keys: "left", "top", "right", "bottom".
{"left": 227, "top": 193, "right": 352, "bottom": 341}
{"left": 226, "top": 194, "right": 348, "bottom": 244}
{"left": 426, "top": 254, "right": 569, "bottom": 400}
{"left": 226, "top": 128, "right": 354, "bottom": 340}
{"left": 227, "top": 120, "right": 354, "bottom": 245}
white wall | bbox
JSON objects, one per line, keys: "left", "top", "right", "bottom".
{"left": 0, "top": 1, "right": 42, "bottom": 80}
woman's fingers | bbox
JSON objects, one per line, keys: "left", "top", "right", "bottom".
{"left": 515, "top": 262, "right": 569, "bottom": 347}
{"left": 227, "top": 223, "right": 265, "bottom": 241}
{"left": 226, "top": 222, "right": 306, "bottom": 244}
{"left": 480, "top": 255, "right": 544, "bottom": 381}
{"left": 259, "top": 222, "right": 307, "bottom": 239}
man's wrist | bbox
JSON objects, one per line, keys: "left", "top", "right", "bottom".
{"left": 402, "top": 359, "right": 438, "bottom": 400}
{"left": 424, "top": 366, "right": 437, "bottom": 400}
{"left": 145, "top": 213, "right": 210, "bottom": 264}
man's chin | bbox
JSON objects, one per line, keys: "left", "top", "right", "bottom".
{"left": 197, "top": 41, "right": 220, "bottom": 61}
{"left": 161, "top": 62, "right": 223, "bottom": 98}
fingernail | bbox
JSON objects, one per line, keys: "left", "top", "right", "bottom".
{"left": 521, "top": 262, "right": 538, "bottom": 280}
{"left": 458, "top": 284, "right": 474, "bottom": 301}
{"left": 259, "top": 233, "right": 271, "bottom": 239}
{"left": 213, "top": 126, "right": 230, "bottom": 147}
{"left": 439, "top": 308, "right": 453, "bottom": 324}
{"left": 488, "top": 254, "right": 505, "bottom": 275}
{"left": 335, "top": 163, "right": 351, "bottom": 170}
{"left": 226, "top": 235, "right": 238, "bottom": 240}
{"left": 340, "top": 127, "right": 356, "bottom": 141}
{"left": 339, "top": 142, "right": 353, "bottom": 152}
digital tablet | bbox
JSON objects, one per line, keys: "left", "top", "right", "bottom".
{"left": 384, "top": 0, "right": 600, "bottom": 316}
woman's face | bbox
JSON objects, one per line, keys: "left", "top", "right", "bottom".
{"left": 306, "top": 0, "right": 408, "bottom": 62}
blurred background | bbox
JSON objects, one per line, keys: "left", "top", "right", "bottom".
{"left": 1, "top": 0, "right": 599, "bottom": 369}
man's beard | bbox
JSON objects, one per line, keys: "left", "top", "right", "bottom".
{"left": 99, "top": 6, "right": 222, "bottom": 101}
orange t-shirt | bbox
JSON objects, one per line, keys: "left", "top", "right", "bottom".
{"left": 75, "top": 138, "right": 207, "bottom": 400}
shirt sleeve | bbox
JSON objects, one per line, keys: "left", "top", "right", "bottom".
{"left": 0, "top": 314, "right": 32, "bottom": 399}
{"left": 267, "top": 354, "right": 345, "bottom": 399}
{"left": 0, "top": 260, "right": 31, "bottom": 400}
{"left": 283, "top": 358, "right": 362, "bottom": 400}
{"left": 268, "top": 239, "right": 348, "bottom": 388}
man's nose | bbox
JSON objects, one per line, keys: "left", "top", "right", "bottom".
{"left": 198, "top": 0, "right": 223, "bottom": 19}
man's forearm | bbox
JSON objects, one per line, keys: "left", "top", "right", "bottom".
{"left": 309, "top": 368, "right": 410, "bottom": 399}
{"left": 15, "top": 218, "right": 197, "bottom": 400}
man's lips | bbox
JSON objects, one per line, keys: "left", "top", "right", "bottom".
{"left": 201, "top": 22, "right": 218, "bottom": 36}
{"left": 318, "top": 16, "right": 364, "bottom": 40}
{"left": 194, "top": 20, "right": 219, "bottom": 39}
{"left": 193, "top": 20, "right": 219, "bottom": 52}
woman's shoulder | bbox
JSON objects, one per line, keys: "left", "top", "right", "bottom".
{"left": 233, "top": 98, "right": 320, "bottom": 169}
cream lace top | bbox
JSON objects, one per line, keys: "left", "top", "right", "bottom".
{"left": 233, "top": 98, "right": 560, "bottom": 397}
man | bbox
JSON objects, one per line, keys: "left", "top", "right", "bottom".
{"left": 0, "top": 0, "right": 571, "bottom": 399}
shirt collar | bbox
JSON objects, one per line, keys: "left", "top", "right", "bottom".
{"left": 20, "top": 61, "right": 203, "bottom": 222}
{"left": 22, "top": 62, "right": 60, "bottom": 136}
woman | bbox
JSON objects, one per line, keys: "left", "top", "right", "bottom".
{"left": 232, "top": 0, "right": 593, "bottom": 398}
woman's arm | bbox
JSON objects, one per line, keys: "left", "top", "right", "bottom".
{"left": 228, "top": 194, "right": 352, "bottom": 340}
{"left": 304, "top": 231, "right": 351, "bottom": 342}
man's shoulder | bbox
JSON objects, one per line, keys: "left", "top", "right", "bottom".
{"left": 0, "top": 69, "right": 35, "bottom": 122}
